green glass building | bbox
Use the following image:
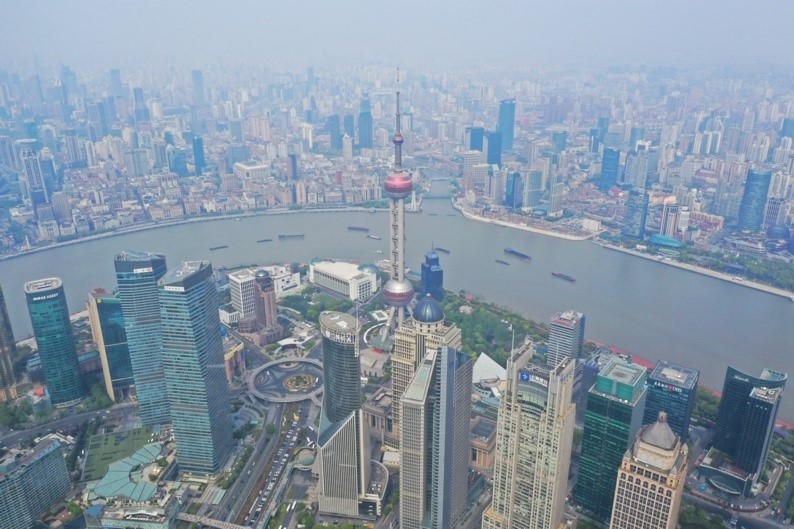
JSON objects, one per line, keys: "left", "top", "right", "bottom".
{"left": 0, "top": 283, "right": 17, "bottom": 396}
{"left": 577, "top": 358, "right": 647, "bottom": 521}
{"left": 87, "top": 289, "right": 134, "bottom": 402}
{"left": 24, "top": 278, "right": 84, "bottom": 406}
{"left": 114, "top": 250, "right": 169, "bottom": 425}
{"left": 159, "top": 261, "right": 233, "bottom": 475}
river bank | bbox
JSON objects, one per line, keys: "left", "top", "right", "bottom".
{"left": 0, "top": 206, "right": 383, "bottom": 263}
{"left": 453, "top": 200, "right": 595, "bottom": 241}
{"left": 598, "top": 242, "right": 794, "bottom": 302}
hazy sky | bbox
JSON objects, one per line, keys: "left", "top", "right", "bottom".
{"left": 2, "top": 0, "right": 793, "bottom": 71}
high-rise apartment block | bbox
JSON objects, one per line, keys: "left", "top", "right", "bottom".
{"left": 0, "top": 284, "right": 17, "bottom": 398}
{"left": 400, "top": 345, "right": 472, "bottom": 529}
{"left": 0, "top": 438, "right": 70, "bottom": 529}
{"left": 228, "top": 269, "right": 257, "bottom": 320}
{"left": 642, "top": 361, "right": 699, "bottom": 442}
{"left": 578, "top": 358, "right": 648, "bottom": 520}
{"left": 24, "top": 278, "right": 84, "bottom": 406}
{"left": 114, "top": 250, "right": 170, "bottom": 426}
{"left": 159, "top": 261, "right": 234, "bottom": 475}
{"left": 547, "top": 310, "right": 585, "bottom": 370}
{"left": 87, "top": 289, "right": 134, "bottom": 401}
{"left": 317, "top": 311, "right": 374, "bottom": 517}
{"left": 712, "top": 367, "right": 787, "bottom": 479}
{"left": 483, "top": 346, "right": 575, "bottom": 529}
{"left": 609, "top": 412, "right": 688, "bottom": 529}
{"left": 391, "top": 295, "right": 461, "bottom": 443}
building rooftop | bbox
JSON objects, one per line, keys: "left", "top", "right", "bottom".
{"left": 649, "top": 361, "right": 699, "bottom": 390}
{"left": 403, "top": 353, "right": 435, "bottom": 403}
{"left": 227, "top": 269, "right": 256, "bottom": 282}
{"left": 472, "top": 353, "right": 507, "bottom": 384}
{"left": 319, "top": 311, "right": 358, "bottom": 334}
{"left": 90, "top": 443, "right": 163, "bottom": 503}
{"left": 159, "top": 261, "right": 209, "bottom": 286}
{"left": 750, "top": 386, "right": 783, "bottom": 405}
{"left": 551, "top": 310, "right": 583, "bottom": 328}
{"left": 601, "top": 358, "right": 645, "bottom": 387}
{"left": 640, "top": 412, "right": 678, "bottom": 450}
{"left": 114, "top": 250, "right": 165, "bottom": 262}
{"left": 23, "top": 277, "right": 62, "bottom": 293}
{"left": 312, "top": 259, "right": 373, "bottom": 281}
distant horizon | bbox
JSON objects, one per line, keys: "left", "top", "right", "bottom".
{"left": 2, "top": 0, "right": 793, "bottom": 71}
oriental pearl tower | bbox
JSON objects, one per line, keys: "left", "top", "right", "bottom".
{"left": 379, "top": 85, "right": 414, "bottom": 344}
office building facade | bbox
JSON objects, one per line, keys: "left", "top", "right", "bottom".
{"left": 622, "top": 189, "right": 649, "bottom": 239}
{"left": 504, "top": 171, "right": 523, "bottom": 210}
{"left": 498, "top": 99, "right": 516, "bottom": 151}
{"left": 577, "top": 358, "right": 648, "bottom": 520}
{"left": 358, "top": 97, "right": 373, "bottom": 149}
{"left": 87, "top": 289, "right": 134, "bottom": 402}
{"left": 317, "top": 311, "right": 371, "bottom": 517}
{"left": 547, "top": 310, "right": 585, "bottom": 370}
{"left": 483, "top": 347, "right": 575, "bottom": 529}
{"left": 599, "top": 148, "right": 620, "bottom": 192}
{"left": 24, "top": 278, "right": 84, "bottom": 406}
{"left": 420, "top": 248, "right": 444, "bottom": 301}
{"left": 228, "top": 269, "right": 257, "bottom": 319}
{"left": 254, "top": 270, "right": 279, "bottom": 329}
{"left": 609, "top": 412, "right": 688, "bottom": 529}
{"left": 159, "top": 261, "right": 234, "bottom": 475}
{"left": 713, "top": 367, "right": 787, "bottom": 478}
{"left": 114, "top": 250, "right": 170, "bottom": 426}
{"left": 486, "top": 131, "right": 502, "bottom": 166}
{"left": 309, "top": 260, "right": 378, "bottom": 301}
{"left": 0, "top": 284, "right": 17, "bottom": 397}
{"left": 642, "top": 361, "right": 699, "bottom": 442}
{"left": 737, "top": 168, "right": 772, "bottom": 231}
{"left": 391, "top": 295, "right": 461, "bottom": 443}
{"left": 400, "top": 345, "right": 472, "bottom": 529}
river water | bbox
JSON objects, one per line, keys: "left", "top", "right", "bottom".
{"left": 0, "top": 180, "right": 792, "bottom": 418}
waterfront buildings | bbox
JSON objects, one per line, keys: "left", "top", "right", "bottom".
{"left": 622, "top": 189, "right": 649, "bottom": 239}
{"left": 577, "top": 358, "right": 648, "bottom": 520}
{"left": 114, "top": 250, "right": 170, "bottom": 426}
{"left": 24, "top": 277, "right": 84, "bottom": 406}
{"left": 391, "top": 295, "right": 461, "bottom": 443}
{"left": 482, "top": 346, "right": 575, "bottom": 529}
{"left": 0, "top": 283, "right": 17, "bottom": 398}
{"left": 0, "top": 438, "right": 70, "bottom": 529}
{"left": 737, "top": 168, "right": 773, "bottom": 231}
{"left": 309, "top": 260, "right": 378, "bottom": 301}
{"left": 420, "top": 247, "right": 444, "bottom": 301}
{"left": 712, "top": 367, "right": 787, "bottom": 481}
{"left": 642, "top": 361, "right": 699, "bottom": 442}
{"left": 317, "top": 311, "right": 376, "bottom": 517}
{"left": 159, "top": 261, "right": 233, "bottom": 475}
{"left": 546, "top": 310, "right": 585, "bottom": 370}
{"left": 609, "top": 412, "right": 688, "bottom": 529}
{"left": 87, "top": 288, "right": 134, "bottom": 401}
{"left": 400, "top": 344, "right": 473, "bottom": 529}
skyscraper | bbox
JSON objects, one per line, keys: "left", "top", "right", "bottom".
{"left": 609, "top": 412, "right": 688, "bottom": 529}
{"left": 712, "top": 367, "right": 787, "bottom": 479}
{"left": 159, "top": 261, "right": 233, "bottom": 475}
{"left": 191, "top": 69, "right": 206, "bottom": 106}
{"left": 380, "top": 88, "right": 414, "bottom": 343}
{"left": 547, "top": 310, "right": 585, "bottom": 370}
{"left": 228, "top": 269, "right": 257, "bottom": 320}
{"left": 483, "top": 346, "right": 575, "bottom": 529}
{"left": 577, "top": 358, "right": 647, "bottom": 520}
{"left": 737, "top": 168, "right": 772, "bottom": 231}
{"left": 16, "top": 139, "right": 49, "bottom": 206}
{"left": 132, "top": 87, "right": 150, "bottom": 123}
{"left": 497, "top": 99, "right": 516, "bottom": 151}
{"left": 599, "top": 148, "right": 620, "bottom": 192}
{"left": 254, "top": 270, "right": 278, "bottom": 329}
{"left": 622, "top": 189, "right": 649, "bottom": 239}
{"left": 400, "top": 344, "right": 472, "bottom": 529}
{"left": 467, "top": 126, "right": 485, "bottom": 151}
{"left": 485, "top": 131, "right": 503, "bottom": 166}
{"left": 24, "top": 278, "right": 84, "bottom": 406}
{"left": 114, "top": 250, "right": 169, "bottom": 426}
{"left": 192, "top": 136, "right": 205, "bottom": 176}
{"left": 659, "top": 202, "right": 680, "bottom": 237}
{"left": 317, "top": 311, "right": 371, "bottom": 516}
{"left": 87, "top": 289, "right": 134, "bottom": 402}
{"left": 552, "top": 130, "right": 568, "bottom": 153}
{"left": 642, "top": 361, "right": 699, "bottom": 442}
{"left": 327, "top": 114, "right": 343, "bottom": 150}
{"left": 0, "top": 284, "right": 18, "bottom": 398}
{"left": 358, "top": 97, "right": 373, "bottom": 149}
{"left": 524, "top": 170, "right": 543, "bottom": 207}
{"left": 109, "top": 68, "right": 123, "bottom": 97}
{"left": 391, "top": 295, "right": 461, "bottom": 443}
{"left": 343, "top": 114, "right": 355, "bottom": 138}
{"left": 420, "top": 249, "right": 444, "bottom": 301}
{"left": 504, "top": 171, "right": 523, "bottom": 210}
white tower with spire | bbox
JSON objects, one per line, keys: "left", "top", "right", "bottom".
{"left": 380, "top": 80, "right": 414, "bottom": 342}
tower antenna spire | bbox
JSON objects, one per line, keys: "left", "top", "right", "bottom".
{"left": 393, "top": 67, "right": 403, "bottom": 173}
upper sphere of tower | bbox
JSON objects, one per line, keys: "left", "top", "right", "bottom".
{"left": 393, "top": 131, "right": 404, "bottom": 144}
{"left": 384, "top": 172, "right": 412, "bottom": 197}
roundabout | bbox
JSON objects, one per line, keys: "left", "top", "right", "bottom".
{"left": 248, "top": 358, "right": 324, "bottom": 403}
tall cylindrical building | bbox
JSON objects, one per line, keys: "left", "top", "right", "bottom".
{"left": 319, "top": 311, "right": 361, "bottom": 424}
{"left": 24, "top": 278, "right": 84, "bottom": 406}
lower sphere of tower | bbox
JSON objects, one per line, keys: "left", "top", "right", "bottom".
{"left": 382, "top": 279, "right": 414, "bottom": 307}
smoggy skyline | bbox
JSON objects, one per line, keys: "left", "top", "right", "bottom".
{"left": 2, "top": 0, "right": 793, "bottom": 71}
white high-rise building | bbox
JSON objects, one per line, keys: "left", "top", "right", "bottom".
{"left": 482, "top": 345, "right": 575, "bottom": 529}
{"left": 227, "top": 269, "right": 257, "bottom": 319}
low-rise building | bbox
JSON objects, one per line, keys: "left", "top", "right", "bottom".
{"left": 309, "top": 260, "right": 378, "bottom": 301}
